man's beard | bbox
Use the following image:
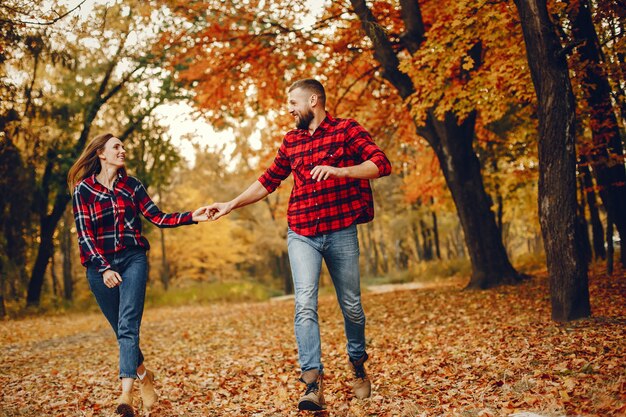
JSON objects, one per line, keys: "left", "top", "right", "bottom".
{"left": 296, "top": 108, "right": 314, "bottom": 130}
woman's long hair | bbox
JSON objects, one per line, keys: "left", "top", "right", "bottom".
{"left": 67, "top": 133, "right": 117, "bottom": 192}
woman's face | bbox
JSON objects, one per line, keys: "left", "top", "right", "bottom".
{"left": 99, "top": 137, "right": 126, "bottom": 169}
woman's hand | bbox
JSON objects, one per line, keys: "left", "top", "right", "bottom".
{"left": 102, "top": 269, "right": 122, "bottom": 288}
{"left": 192, "top": 206, "right": 211, "bottom": 222}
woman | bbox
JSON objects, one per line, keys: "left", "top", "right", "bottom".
{"left": 68, "top": 133, "right": 208, "bottom": 416}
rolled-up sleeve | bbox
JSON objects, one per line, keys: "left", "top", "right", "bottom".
{"left": 345, "top": 119, "right": 392, "bottom": 177}
{"left": 258, "top": 141, "right": 292, "bottom": 193}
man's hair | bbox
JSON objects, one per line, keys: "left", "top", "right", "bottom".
{"left": 288, "top": 78, "right": 326, "bottom": 107}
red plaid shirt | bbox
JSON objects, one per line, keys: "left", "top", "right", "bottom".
{"left": 72, "top": 172, "right": 195, "bottom": 273}
{"left": 258, "top": 113, "right": 392, "bottom": 236}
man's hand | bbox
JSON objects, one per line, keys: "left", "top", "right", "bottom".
{"left": 206, "top": 202, "right": 233, "bottom": 221}
{"left": 192, "top": 206, "right": 211, "bottom": 222}
{"left": 203, "top": 181, "right": 269, "bottom": 221}
{"left": 312, "top": 161, "right": 380, "bottom": 180}
{"left": 310, "top": 165, "right": 346, "bottom": 181}
{"left": 102, "top": 269, "right": 122, "bottom": 288}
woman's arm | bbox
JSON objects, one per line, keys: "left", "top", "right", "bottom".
{"left": 135, "top": 180, "right": 198, "bottom": 228}
{"left": 72, "top": 189, "right": 111, "bottom": 273}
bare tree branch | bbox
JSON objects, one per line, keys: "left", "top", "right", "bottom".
{"left": 349, "top": 0, "right": 414, "bottom": 99}
{"left": 333, "top": 65, "right": 380, "bottom": 114}
{"left": 0, "top": 1, "right": 87, "bottom": 26}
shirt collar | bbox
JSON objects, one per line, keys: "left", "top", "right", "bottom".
{"left": 313, "top": 112, "right": 334, "bottom": 135}
{"left": 89, "top": 169, "right": 127, "bottom": 190}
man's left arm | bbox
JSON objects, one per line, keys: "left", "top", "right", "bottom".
{"left": 311, "top": 160, "right": 381, "bottom": 181}
{"left": 310, "top": 120, "right": 392, "bottom": 181}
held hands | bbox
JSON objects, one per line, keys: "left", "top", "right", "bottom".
{"left": 102, "top": 269, "right": 122, "bottom": 288}
{"left": 192, "top": 206, "right": 211, "bottom": 222}
{"left": 205, "top": 202, "right": 232, "bottom": 221}
{"left": 310, "top": 165, "right": 346, "bottom": 181}
{"left": 191, "top": 203, "right": 233, "bottom": 222}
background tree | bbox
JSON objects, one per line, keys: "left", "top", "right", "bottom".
{"left": 347, "top": 0, "right": 525, "bottom": 288}
{"left": 566, "top": 0, "right": 626, "bottom": 267}
{"left": 512, "top": 0, "right": 591, "bottom": 321}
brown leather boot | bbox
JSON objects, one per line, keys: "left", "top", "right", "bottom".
{"left": 297, "top": 369, "right": 326, "bottom": 411}
{"left": 116, "top": 391, "right": 135, "bottom": 417}
{"left": 349, "top": 353, "right": 371, "bottom": 399}
{"left": 139, "top": 369, "right": 158, "bottom": 410}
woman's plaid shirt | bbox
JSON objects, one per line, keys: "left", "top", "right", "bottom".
{"left": 72, "top": 173, "right": 194, "bottom": 273}
{"left": 258, "top": 113, "right": 392, "bottom": 237}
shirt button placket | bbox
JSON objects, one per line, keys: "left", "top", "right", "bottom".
{"left": 112, "top": 192, "right": 120, "bottom": 249}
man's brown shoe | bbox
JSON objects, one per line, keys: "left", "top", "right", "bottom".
{"left": 116, "top": 391, "right": 135, "bottom": 417}
{"left": 349, "top": 353, "right": 371, "bottom": 399}
{"left": 139, "top": 369, "right": 158, "bottom": 410}
{"left": 298, "top": 369, "right": 326, "bottom": 411}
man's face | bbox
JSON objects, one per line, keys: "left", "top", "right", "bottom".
{"left": 288, "top": 88, "right": 314, "bottom": 130}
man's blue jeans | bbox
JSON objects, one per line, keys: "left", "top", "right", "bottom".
{"left": 287, "top": 224, "right": 367, "bottom": 373}
{"left": 86, "top": 247, "right": 147, "bottom": 379}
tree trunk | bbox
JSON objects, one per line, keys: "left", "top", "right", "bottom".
{"left": 569, "top": 0, "right": 626, "bottom": 267}
{"left": 576, "top": 180, "right": 592, "bottom": 267}
{"left": 489, "top": 143, "right": 504, "bottom": 237}
{"left": 0, "top": 138, "right": 31, "bottom": 302}
{"left": 513, "top": 0, "right": 590, "bottom": 321}
{"left": 454, "top": 224, "right": 467, "bottom": 259}
{"left": 496, "top": 192, "right": 503, "bottom": 238}
{"left": 606, "top": 210, "right": 614, "bottom": 276}
{"left": 377, "top": 223, "right": 389, "bottom": 274}
{"left": 368, "top": 222, "right": 382, "bottom": 275}
{"left": 419, "top": 219, "right": 433, "bottom": 261}
{"left": 26, "top": 147, "right": 74, "bottom": 307}
{"left": 0, "top": 256, "right": 5, "bottom": 317}
{"left": 61, "top": 209, "right": 74, "bottom": 301}
{"left": 156, "top": 183, "right": 170, "bottom": 290}
{"left": 360, "top": 224, "right": 373, "bottom": 276}
{"left": 50, "top": 247, "right": 59, "bottom": 299}
{"left": 432, "top": 210, "right": 441, "bottom": 260}
{"left": 580, "top": 159, "right": 606, "bottom": 259}
{"left": 280, "top": 252, "right": 293, "bottom": 294}
{"left": 411, "top": 221, "right": 423, "bottom": 261}
{"left": 600, "top": 3, "right": 626, "bottom": 127}
{"left": 26, "top": 211, "right": 61, "bottom": 306}
{"left": 350, "top": 0, "right": 521, "bottom": 288}
{"left": 422, "top": 111, "right": 520, "bottom": 288}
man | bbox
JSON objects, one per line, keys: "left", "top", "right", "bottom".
{"left": 207, "top": 78, "right": 391, "bottom": 411}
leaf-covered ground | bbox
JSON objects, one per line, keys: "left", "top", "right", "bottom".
{"left": 1, "top": 268, "right": 625, "bottom": 417}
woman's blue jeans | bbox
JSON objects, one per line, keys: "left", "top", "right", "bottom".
{"left": 86, "top": 247, "right": 147, "bottom": 379}
{"left": 287, "top": 224, "right": 367, "bottom": 373}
